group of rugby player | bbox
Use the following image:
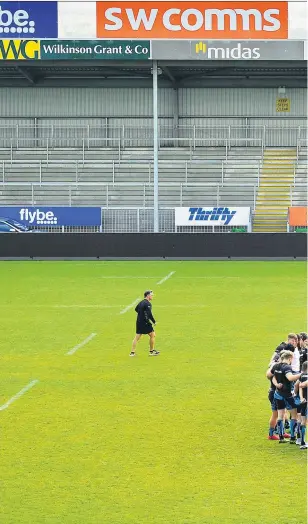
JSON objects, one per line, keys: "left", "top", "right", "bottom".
{"left": 267, "top": 332, "right": 308, "bottom": 449}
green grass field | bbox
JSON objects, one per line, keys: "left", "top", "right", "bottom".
{"left": 1, "top": 261, "right": 307, "bottom": 524}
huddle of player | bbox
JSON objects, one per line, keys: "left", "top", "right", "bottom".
{"left": 266, "top": 332, "right": 308, "bottom": 449}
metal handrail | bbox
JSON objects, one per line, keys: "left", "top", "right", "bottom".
{"left": 0, "top": 158, "right": 266, "bottom": 167}
{"left": 0, "top": 124, "right": 306, "bottom": 132}
{"left": 297, "top": 137, "right": 308, "bottom": 154}
{"left": 5, "top": 180, "right": 257, "bottom": 208}
{"left": 2, "top": 181, "right": 306, "bottom": 213}
{"left": 0, "top": 125, "right": 304, "bottom": 146}
{"left": 0, "top": 181, "right": 260, "bottom": 187}
{"left": 2, "top": 170, "right": 306, "bottom": 186}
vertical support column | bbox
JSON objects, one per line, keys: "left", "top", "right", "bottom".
{"left": 152, "top": 60, "right": 159, "bottom": 233}
{"left": 173, "top": 87, "right": 179, "bottom": 147}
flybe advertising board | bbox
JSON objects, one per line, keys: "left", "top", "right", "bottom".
{"left": 0, "top": 207, "right": 102, "bottom": 226}
{"left": 0, "top": 1, "right": 306, "bottom": 40}
{"left": 0, "top": 2, "right": 58, "bottom": 38}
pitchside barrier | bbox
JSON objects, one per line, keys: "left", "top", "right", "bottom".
{"left": 287, "top": 207, "right": 308, "bottom": 233}
{"left": 0, "top": 233, "right": 306, "bottom": 260}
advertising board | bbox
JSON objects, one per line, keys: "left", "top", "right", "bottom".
{"left": 288, "top": 207, "right": 308, "bottom": 227}
{"left": 0, "top": 207, "right": 102, "bottom": 227}
{"left": 151, "top": 39, "right": 304, "bottom": 60}
{"left": 0, "top": 39, "right": 303, "bottom": 61}
{"left": 40, "top": 40, "right": 150, "bottom": 60}
{"left": 0, "top": 2, "right": 58, "bottom": 38}
{"left": 96, "top": 1, "right": 288, "bottom": 40}
{"left": 2, "top": 2, "right": 305, "bottom": 41}
{"left": 175, "top": 207, "right": 251, "bottom": 226}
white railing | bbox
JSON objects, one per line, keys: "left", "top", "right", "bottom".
{"left": 0, "top": 181, "right": 259, "bottom": 209}
{"left": 2, "top": 154, "right": 306, "bottom": 187}
{"left": 297, "top": 137, "right": 308, "bottom": 158}
{"left": 0, "top": 136, "right": 266, "bottom": 164}
{"left": 1, "top": 181, "right": 307, "bottom": 210}
{"left": 0, "top": 157, "right": 264, "bottom": 186}
{"left": 290, "top": 184, "right": 308, "bottom": 207}
{"left": 0, "top": 126, "right": 306, "bottom": 158}
{"left": 3, "top": 137, "right": 123, "bottom": 164}
{"left": 0, "top": 122, "right": 306, "bottom": 149}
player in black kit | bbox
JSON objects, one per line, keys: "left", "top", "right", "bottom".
{"left": 269, "top": 350, "right": 302, "bottom": 443}
{"left": 129, "top": 290, "right": 160, "bottom": 357}
{"left": 298, "top": 361, "right": 308, "bottom": 449}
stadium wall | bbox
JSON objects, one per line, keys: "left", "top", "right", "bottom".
{"left": 0, "top": 87, "right": 306, "bottom": 119}
{"left": 0, "top": 233, "right": 306, "bottom": 260}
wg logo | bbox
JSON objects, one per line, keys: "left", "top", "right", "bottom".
{"left": 0, "top": 40, "right": 40, "bottom": 60}
{"left": 195, "top": 42, "right": 207, "bottom": 54}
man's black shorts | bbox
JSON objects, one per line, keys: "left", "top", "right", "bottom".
{"left": 275, "top": 394, "right": 297, "bottom": 411}
{"left": 300, "top": 402, "right": 307, "bottom": 417}
{"left": 136, "top": 322, "right": 154, "bottom": 335}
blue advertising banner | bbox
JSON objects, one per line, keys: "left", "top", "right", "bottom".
{"left": 0, "top": 2, "right": 58, "bottom": 38}
{"left": 0, "top": 207, "right": 102, "bottom": 226}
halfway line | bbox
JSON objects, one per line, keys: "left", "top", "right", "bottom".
{"left": 157, "top": 271, "right": 175, "bottom": 285}
{"left": 66, "top": 333, "right": 97, "bottom": 356}
{"left": 0, "top": 380, "right": 39, "bottom": 411}
{"left": 120, "top": 297, "right": 141, "bottom": 315}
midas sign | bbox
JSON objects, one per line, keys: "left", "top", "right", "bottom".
{"left": 0, "top": 40, "right": 40, "bottom": 60}
{"left": 96, "top": 1, "right": 288, "bottom": 39}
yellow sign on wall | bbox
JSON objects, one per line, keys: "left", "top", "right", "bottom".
{"left": 0, "top": 40, "right": 40, "bottom": 60}
{"left": 276, "top": 98, "right": 291, "bottom": 112}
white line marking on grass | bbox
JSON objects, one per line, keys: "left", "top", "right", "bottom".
{"left": 120, "top": 297, "right": 141, "bottom": 315}
{"left": 0, "top": 380, "right": 39, "bottom": 411}
{"left": 66, "top": 333, "right": 97, "bottom": 356}
{"left": 157, "top": 271, "right": 175, "bottom": 285}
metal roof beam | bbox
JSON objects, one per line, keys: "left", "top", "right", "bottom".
{"left": 161, "top": 66, "right": 177, "bottom": 86}
{"left": 15, "top": 66, "right": 36, "bottom": 85}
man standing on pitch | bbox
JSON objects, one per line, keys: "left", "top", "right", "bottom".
{"left": 129, "top": 291, "right": 160, "bottom": 357}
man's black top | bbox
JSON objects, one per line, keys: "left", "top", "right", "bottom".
{"left": 300, "top": 348, "right": 307, "bottom": 369}
{"left": 135, "top": 299, "right": 155, "bottom": 325}
{"left": 270, "top": 362, "right": 293, "bottom": 398}
{"left": 300, "top": 373, "right": 308, "bottom": 400}
{"left": 268, "top": 353, "right": 280, "bottom": 393}
{"left": 268, "top": 375, "right": 276, "bottom": 393}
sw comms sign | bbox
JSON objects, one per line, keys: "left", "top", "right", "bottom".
{"left": 96, "top": 1, "right": 288, "bottom": 39}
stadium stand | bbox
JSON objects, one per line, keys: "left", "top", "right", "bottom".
{"left": 0, "top": 109, "right": 306, "bottom": 233}
{"left": 0, "top": 140, "right": 305, "bottom": 219}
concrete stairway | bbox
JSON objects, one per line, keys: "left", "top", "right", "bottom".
{"left": 253, "top": 149, "right": 296, "bottom": 232}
